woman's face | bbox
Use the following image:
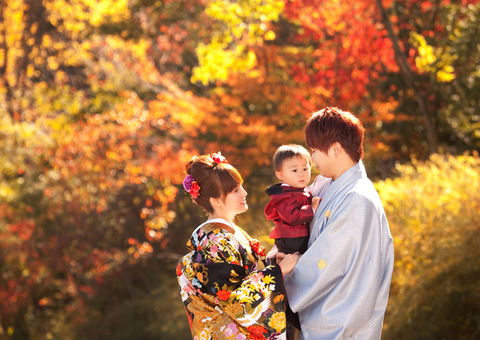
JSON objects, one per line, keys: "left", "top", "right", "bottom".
{"left": 219, "top": 185, "right": 248, "bottom": 218}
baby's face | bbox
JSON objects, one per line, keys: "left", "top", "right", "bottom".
{"left": 276, "top": 156, "right": 311, "bottom": 188}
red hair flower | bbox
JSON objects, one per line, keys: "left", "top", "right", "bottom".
{"left": 189, "top": 181, "right": 200, "bottom": 198}
{"left": 184, "top": 174, "right": 200, "bottom": 198}
{"left": 210, "top": 152, "right": 228, "bottom": 165}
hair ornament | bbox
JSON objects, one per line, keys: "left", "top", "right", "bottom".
{"left": 210, "top": 152, "right": 228, "bottom": 165}
{"left": 183, "top": 174, "right": 200, "bottom": 198}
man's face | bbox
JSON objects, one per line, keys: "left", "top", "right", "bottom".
{"left": 311, "top": 147, "right": 335, "bottom": 178}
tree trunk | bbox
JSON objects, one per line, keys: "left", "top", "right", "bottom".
{"left": 376, "top": 0, "right": 439, "bottom": 154}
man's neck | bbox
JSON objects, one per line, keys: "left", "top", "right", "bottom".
{"left": 332, "top": 155, "right": 357, "bottom": 181}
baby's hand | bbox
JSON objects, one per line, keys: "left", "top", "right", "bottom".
{"left": 312, "top": 197, "right": 321, "bottom": 211}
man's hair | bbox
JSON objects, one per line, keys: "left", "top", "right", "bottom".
{"left": 305, "top": 107, "right": 364, "bottom": 162}
{"left": 273, "top": 144, "right": 311, "bottom": 172}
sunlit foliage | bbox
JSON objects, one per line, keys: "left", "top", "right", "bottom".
{"left": 377, "top": 153, "right": 480, "bottom": 339}
{"left": 0, "top": 0, "right": 479, "bottom": 338}
{"left": 192, "top": 0, "right": 284, "bottom": 85}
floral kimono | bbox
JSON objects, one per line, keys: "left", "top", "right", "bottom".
{"left": 176, "top": 218, "right": 287, "bottom": 340}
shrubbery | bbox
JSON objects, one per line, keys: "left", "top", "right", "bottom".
{"left": 377, "top": 153, "right": 480, "bottom": 339}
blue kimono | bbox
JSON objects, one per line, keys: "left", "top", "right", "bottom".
{"left": 285, "top": 161, "right": 394, "bottom": 339}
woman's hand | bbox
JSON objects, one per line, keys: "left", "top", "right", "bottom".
{"left": 266, "top": 245, "right": 279, "bottom": 265}
{"left": 277, "top": 252, "right": 300, "bottom": 275}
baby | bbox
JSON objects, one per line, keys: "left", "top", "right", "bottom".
{"left": 264, "top": 144, "right": 321, "bottom": 255}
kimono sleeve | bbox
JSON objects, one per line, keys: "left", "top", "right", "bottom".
{"left": 285, "top": 191, "right": 393, "bottom": 337}
{"left": 183, "top": 228, "right": 287, "bottom": 334}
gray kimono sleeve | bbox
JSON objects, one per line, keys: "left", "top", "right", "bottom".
{"left": 285, "top": 189, "right": 394, "bottom": 340}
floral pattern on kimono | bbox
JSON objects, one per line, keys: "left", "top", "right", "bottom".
{"left": 177, "top": 221, "right": 287, "bottom": 340}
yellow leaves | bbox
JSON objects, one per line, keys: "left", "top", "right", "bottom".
{"left": 192, "top": 0, "right": 284, "bottom": 84}
{"left": 2, "top": 0, "right": 26, "bottom": 79}
{"left": 45, "top": 0, "right": 129, "bottom": 39}
{"left": 263, "top": 30, "right": 276, "bottom": 41}
{"left": 417, "top": 44, "right": 436, "bottom": 65}
{"left": 192, "top": 39, "right": 257, "bottom": 85}
{"left": 206, "top": 0, "right": 284, "bottom": 28}
{"left": 85, "top": 0, "right": 130, "bottom": 27}
{"left": 437, "top": 65, "right": 455, "bottom": 82}
{"left": 410, "top": 32, "right": 456, "bottom": 82}
{"left": 376, "top": 153, "right": 480, "bottom": 296}
{"left": 47, "top": 56, "right": 59, "bottom": 71}
{"left": 0, "top": 184, "right": 14, "bottom": 201}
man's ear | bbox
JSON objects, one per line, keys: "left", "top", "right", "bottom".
{"left": 275, "top": 171, "right": 284, "bottom": 181}
{"left": 331, "top": 142, "right": 342, "bottom": 156}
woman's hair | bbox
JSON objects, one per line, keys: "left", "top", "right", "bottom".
{"left": 273, "top": 144, "right": 311, "bottom": 172}
{"left": 184, "top": 154, "right": 243, "bottom": 214}
{"left": 305, "top": 107, "right": 364, "bottom": 162}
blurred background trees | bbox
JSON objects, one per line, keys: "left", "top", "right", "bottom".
{"left": 0, "top": 0, "right": 479, "bottom": 339}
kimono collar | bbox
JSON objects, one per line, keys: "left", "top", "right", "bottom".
{"left": 195, "top": 218, "right": 236, "bottom": 235}
{"left": 314, "top": 161, "right": 366, "bottom": 216}
{"left": 201, "top": 218, "right": 233, "bottom": 229}
{"left": 199, "top": 218, "right": 258, "bottom": 255}
{"left": 332, "top": 160, "right": 366, "bottom": 188}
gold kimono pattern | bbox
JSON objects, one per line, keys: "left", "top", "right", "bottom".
{"left": 176, "top": 221, "right": 287, "bottom": 340}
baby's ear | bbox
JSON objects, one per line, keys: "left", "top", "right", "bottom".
{"left": 275, "top": 171, "right": 284, "bottom": 181}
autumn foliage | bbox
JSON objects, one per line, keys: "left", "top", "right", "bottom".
{"left": 377, "top": 153, "right": 480, "bottom": 339}
{"left": 0, "top": 0, "right": 479, "bottom": 339}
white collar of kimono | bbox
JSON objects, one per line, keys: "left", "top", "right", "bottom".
{"left": 201, "top": 218, "right": 234, "bottom": 229}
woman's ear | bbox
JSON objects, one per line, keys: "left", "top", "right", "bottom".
{"left": 209, "top": 197, "right": 222, "bottom": 210}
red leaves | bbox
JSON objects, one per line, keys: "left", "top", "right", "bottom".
{"left": 283, "top": 0, "right": 398, "bottom": 107}
{"left": 7, "top": 220, "right": 36, "bottom": 241}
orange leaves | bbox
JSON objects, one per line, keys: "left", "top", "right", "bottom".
{"left": 128, "top": 238, "right": 154, "bottom": 259}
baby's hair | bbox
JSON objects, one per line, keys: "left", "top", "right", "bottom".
{"left": 184, "top": 154, "right": 243, "bottom": 214}
{"left": 273, "top": 144, "right": 311, "bottom": 172}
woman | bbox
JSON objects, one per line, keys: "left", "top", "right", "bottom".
{"left": 176, "top": 152, "right": 300, "bottom": 340}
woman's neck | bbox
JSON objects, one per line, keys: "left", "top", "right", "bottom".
{"left": 208, "top": 213, "right": 234, "bottom": 225}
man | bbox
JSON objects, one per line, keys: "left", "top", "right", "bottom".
{"left": 284, "top": 107, "right": 394, "bottom": 339}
